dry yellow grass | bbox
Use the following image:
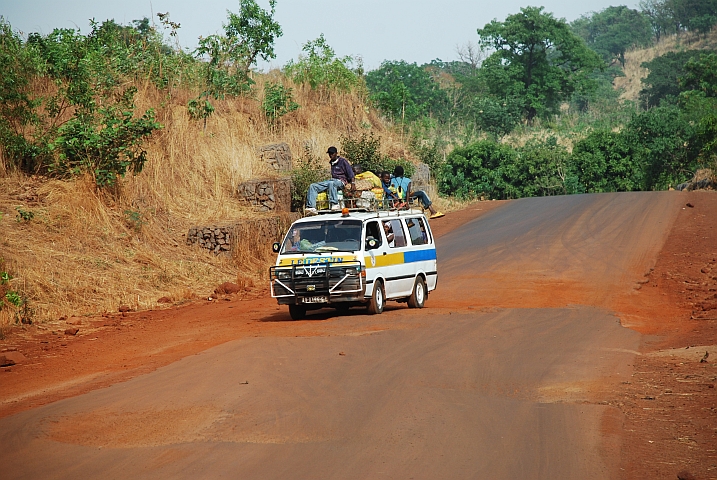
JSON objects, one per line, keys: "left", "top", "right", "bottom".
{"left": 0, "top": 76, "right": 418, "bottom": 326}
{"left": 615, "top": 29, "right": 717, "bottom": 102}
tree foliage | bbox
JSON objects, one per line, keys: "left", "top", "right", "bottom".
{"left": 192, "top": 0, "right": 282, "bottom": 125}
{"left": 340, "top": 133, "right": 414, "bottom": 177}
{"left": 640, "top": 0, "right": 717, "bottom": 38}
{"left": 477, "top": 6, "right": 603, "bottom": 122}
{"left": 261, "top": 81, "right": 299, "bottom": 128}
{"left": 640, "top": 50, "right": 704, "bottom": 108}
{"left": 284, "top": 34, "right": 361, "bottom": 94}
{"left": 440, "top": 141, "right": 518, "bottom": 199}
{"left": 365, "top": 60, "right": 449, "bottom": 123}
{"left": 571, "top": 6, "right": 653, "bottom": 67}
{"left": 0, "top": 18, "right": 162, "bottom": 186}
{"left": 572, "top": 130, "right": 643, "bottom": 192}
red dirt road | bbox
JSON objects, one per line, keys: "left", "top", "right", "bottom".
{"left": 1, "top": 192, "right": 716, "bottom": 479}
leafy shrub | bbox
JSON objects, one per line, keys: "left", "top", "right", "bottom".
{"left": 467, "top": 95, "right": 522, "bottom": 139}
{"left": 440, "top": 140, "right": 518, "bottom": 199}
{"left": 640, "top": 51, "right": 705, "bottom": 108}
{"left": 0, "top": 19, "right": 162, "bottom": 186}
{"left": 290, "top": 147, "right": 327, "bottom": 211}
{"left": 572, "top": 130, "right": 643, "bottom": 192}
{"left": 512, "top": 139, "right": 581, "bottom": 196}
{"left": 262, "top": 82, "right": 299, "bottom": 128}
{"left": 285, "top": 34, "right": 361, "bottom": 94}
{"left": 51, "top": 87, "right": 161, "bottom": 186}
{"left": 340, "top": 133, "right": 414, "bottom": 177}
{"left": 625, "top": 106, "right": 699, "bottom": 190}
{"left": 365, "top": 60, "right": 449, "bottom": 123}
{"left": 15, "top": 207, "right": 34, "bottom": 222}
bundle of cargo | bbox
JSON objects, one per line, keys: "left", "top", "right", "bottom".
{"left": 315, "top": 170, "right": 385, "bottom": 210}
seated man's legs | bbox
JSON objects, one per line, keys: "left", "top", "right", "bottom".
{"left": 410, "top": 190, "right": 432, "bottom": 209}
{"left": 306, "top": 179, "right": 345, "bottom": 209}
{"left": 306, "top": 180, "right": 331, "bottom": 209}
{"left": 326, "top": 178, "right": 344, "bottom": 206}
{"left": 410, "top": 190, "right": 444, "bottom": 218}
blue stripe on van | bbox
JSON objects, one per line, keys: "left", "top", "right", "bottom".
{"left": 403, "top": 248, "right": 437, "bottom": 263}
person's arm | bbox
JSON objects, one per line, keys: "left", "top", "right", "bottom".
{"left": 343, "top": 159, "right": 355, "bottom": 188}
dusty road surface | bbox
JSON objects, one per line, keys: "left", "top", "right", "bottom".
{"left": 1, "top": 191, "right": 716, "bottom": 479}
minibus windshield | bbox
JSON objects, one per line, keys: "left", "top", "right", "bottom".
{"left": 281, "top": 220, "right": 363, "bottom": 254}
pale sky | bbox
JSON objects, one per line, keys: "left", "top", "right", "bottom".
{"left": 1, "top": 0, "right": 639, "bottom": 70}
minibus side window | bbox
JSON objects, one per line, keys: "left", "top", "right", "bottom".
{"left": 383, "top": 219, "right": 407, "bottom": 248}
{"left": 365, "top": 221, "right": 383, "bottom": 250}
{"left": 406, "top": 217, "right": 430, "bottom": 245}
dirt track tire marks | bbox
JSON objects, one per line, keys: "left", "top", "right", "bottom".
{"left": 0, "top": 192, "right": 685, "bottom": 479}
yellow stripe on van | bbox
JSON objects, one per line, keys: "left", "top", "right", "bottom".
{"left": 364, "top": 252, "right": 404, "bottom": 268}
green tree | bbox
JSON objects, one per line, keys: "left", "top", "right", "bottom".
{"left": 464, "top": 95, "right": 522, "bottom": 139}
{"left": 440, "top": 140, "right": 518, "bottom": 199}
{"left": 224, "top": 0, "right": 282, "bottom": 76}
{"left": 365, "top": 60, "right": 449, "bottom": 123}
{"left": 640, "top": 50, "right": 705, "bottom": 108}
{"left": 669, "top": 0, "right": 717, "bottom": 34}
{"left": 681, "top": 53, "right": 717, "bottom": 97}
{"left": 571, "top": 6, "right": 653, "bottom": 67}
{"left": 0, "top": 19, "right": 162, "bottom": 185}
{"left": 625, "top": 106, "right": 699, "bottom": 189}
{"left": 284, "top": 34, "right": 361, "bottom": 94}
{"left": 640, "top": 0, "right": 677, "bottom": 41}
{"left": 340, "top": 132, "right": 414, "bottom": 177}
{"left": 261, "top": 81, "right": 299, "bottom": 129}
{"left": 192, "top": 0, "right": 282, "bottom": 126}
{"left": 511, "top": 138, "right": 578, "bottom": 196}
{"left": 477, "top": 6, "right": 603, "bottom": 122}
{"left": 0, "top": 19, "right": 45, "bottom": 172}
{"left": 572, "top": 130, "right": 643, "bottom": 192}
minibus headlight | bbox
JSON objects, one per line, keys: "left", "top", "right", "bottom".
{"left": 276, "top": 270, "right": 292, "bottom": 280}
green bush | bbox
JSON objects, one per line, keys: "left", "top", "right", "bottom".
{"left": 512, "top": 139, "right": 581, "bottom": 196}
{"left": 572, "top": 130, "right": 643, "bottom": 192}
{"left": 340, "top": 133, "right": 414, "bottom": 177}
{"left": 290, "top": 147, "right": 327, "bottom": 211}
{"left": 0, "top": 19, "right": 163, "bottom": 186}
{"left": 284, "top": 34, "right": 361, "bottom": 94}
{"left": 440, "top": 140, "right": 518, "bottom": 199}
{"left": 262, "top": 82, "right": 299, "bottom": 128}
{"left": 625, "top": 106, "right": 699, "bottom": 190}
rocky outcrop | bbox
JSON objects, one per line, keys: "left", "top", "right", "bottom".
{"left": 187, "top": 213, "right": 300, "bottom": 256}
{"left": 677, "top": 169, "right": 716, "bottom": 191}
{"left": 236, "top": 178, "right": 291, "bottom": 212}
{"left": 258, "top": 143, "right": 293, "bottom": 172}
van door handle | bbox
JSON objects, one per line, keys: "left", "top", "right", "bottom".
{"left": 383, "top": 252, "right": 387, "bottom": 255}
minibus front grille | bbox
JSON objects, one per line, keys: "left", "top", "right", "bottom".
{"left": 270, "top": 261, "right": 363, "bottom": 298}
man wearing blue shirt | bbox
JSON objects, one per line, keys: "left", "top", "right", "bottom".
{"left": 305, "top": 146, "right": 356, "bottom": 215}
{"left": 391, "top": 166, "right": 444, "bottom": 219}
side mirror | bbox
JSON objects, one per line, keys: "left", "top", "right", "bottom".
{"left": 365, "top": 237, "right": 378, "bottom": 250}
{"left": 272, "top": 242, "right": 280, "bottom": 253}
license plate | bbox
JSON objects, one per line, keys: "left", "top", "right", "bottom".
{"left": 302, "top": 296, "right": 328, "bottom": 304}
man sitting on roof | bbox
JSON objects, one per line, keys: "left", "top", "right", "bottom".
{"left": 391, "top": 166, "right": 444, "bottom": 219}
{"left": 305, "top": 146, "right": 355, "bottom": 215}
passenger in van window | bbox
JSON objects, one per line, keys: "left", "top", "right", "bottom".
{"left": 391, "top": 166, "right": 444, "bottom": 219}
{"left": 406, "top": 219, "right": 429, "bottom": 245}
{"left": 286, "top": 228, "right": 302, "bottom": 251}
{"left": 383, "top": 221, "right": 395, "bottom": 247}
